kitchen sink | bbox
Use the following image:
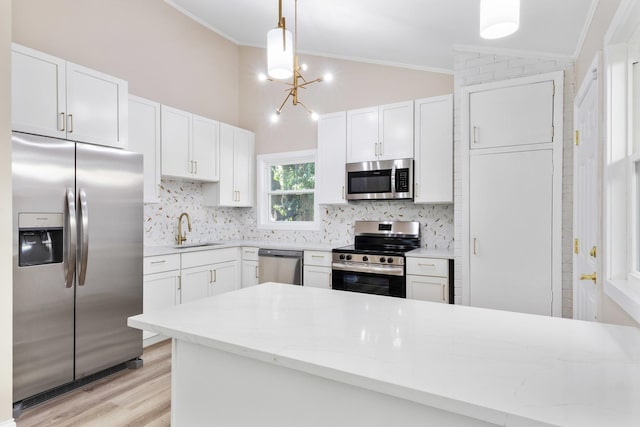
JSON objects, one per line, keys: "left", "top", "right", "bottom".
{"left": 171, "top": 242, "right": 224, "bottom": 249}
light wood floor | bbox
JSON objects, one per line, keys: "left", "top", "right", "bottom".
{"left": 17, "top": 340, "right": 172, "bottom": 427}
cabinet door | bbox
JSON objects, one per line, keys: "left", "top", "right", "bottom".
{"left": 192, "top": 114, "right": 220, "bottom": 182}
{"left": 242, "top": 260, "right": 260, "bottom": 288}
{"left": 317, "top": 112, "right": 347, "bottom": 204}
{"left": 161, "top": 105, "right": 192, "bottom": 179}
{"left": 11, "top": 44, "right": 66, "bottom": 138}
{"left": 66, "top": 62, "right": 128, "bottom": 148}
{"left": 407, "top": 275, "right": 448, "bottom": 303}
{"left": 181, "top": 265, "right": 212, "bottom": 304}
{"left": 346, "top": 107, "right": 378, "bottom": 163}
{"left": 234, "top": 128, "right": 255, "bottom": 207}
{"left": 129, "top": 96, "right": 161, "bottom": 203}
{"left": 379, "top": 101, "right": 414, "bottom": 160}
{"left": 143, "top": 270, "right": 180, "bottom": 339}
{"left": 414, "top": 95, "right": 453, "bottom": 204}
{"left": 303, "top": 266, "right": 332, "bottom": 289}
{"left": 216, "top": 123, "right": 236, "bottom": 205}
{"left": 469, "top": 80, "right": 555, "bottom": 150}
{"left": 469, "top": 150, "right": 553, "bottom": 315}
{"left": 210, "top": 261, "right": 239, "bottom": 296}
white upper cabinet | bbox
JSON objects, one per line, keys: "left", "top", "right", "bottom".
{"left": 414, "top": 95, "right": 453, "bottom": 204}
{"left": 160, "top": 105, "right": 219, "bottom": 182}
{"left": 346, "top": 101, "right": 413, "bottom": 163}
{"left": 316, "top": 111, "right": 347, "bottom": 205}
{"left": 12, "top": 43, "right": 128, "bottom": 149}
{"left": 128, "top": 95, "right": 161, "bottom": 203}
{"left": 202, "top": 123, "right": 255, "bottom": 207}
{"left": 469, "top": 80, "right": 555, "bottom": 149}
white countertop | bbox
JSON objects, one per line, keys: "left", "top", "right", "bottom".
{"left": 406, "top": 247, "right": 455, "bottom": 259}
{"left": 144, "top": 240, "right": 337, "bottom": 257}
{"left": 128, "top": 283, "right": 640, "bottom": 427}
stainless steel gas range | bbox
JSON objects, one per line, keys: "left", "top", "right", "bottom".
{"left": 332, "top": 220, "right": 420, "bottom": 298}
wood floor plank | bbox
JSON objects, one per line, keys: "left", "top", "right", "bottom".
{"left": 17, "top": 340, "right": 171, "bottom": 427}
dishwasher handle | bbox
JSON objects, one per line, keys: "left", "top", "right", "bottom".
{"left": 258, "top": 248, "right": 304, "bottom": 258}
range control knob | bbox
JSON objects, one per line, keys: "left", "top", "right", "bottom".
{"left": 387, "top": 257, "right": 394, "bottom": 263}
{"left": 339, "top": 254, "right": 345, "bottom": 260}
{"left": 380, "top": 257, "right": 386, "bottom": 263}
{"left": 346, "top": 255, "right": 352, "bottom": 261}
{"left": 362, "top": 256, "right": 369, "bottom": 262}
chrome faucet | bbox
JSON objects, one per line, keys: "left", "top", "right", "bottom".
{"left": 176, "top": 212, "right": 192, "bottom": 245}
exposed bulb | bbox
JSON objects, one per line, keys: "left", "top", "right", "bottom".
{"left": 270, "top": 112, "right": 280, "bottom": 123}
{"left": 323, "top": 72, "right": 334, "bottom": 83}
{"left": 310, "top": 112, "right": 319, "bottom": 121}
{"left": 301, "top": 63, "right": 308, "bottom": 71}
{"left": 258, "top": 72, "right": 268, "bottom": 82}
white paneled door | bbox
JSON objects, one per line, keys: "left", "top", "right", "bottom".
{"left": 573, "top": 57, "right": 599, "bottom": 321}
{"left": 469, "top": 150, "right": 554, "bottom": 315}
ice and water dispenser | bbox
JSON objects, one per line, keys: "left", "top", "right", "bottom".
{"left": 18, "top": 213, "right": 64, "bottom": 267}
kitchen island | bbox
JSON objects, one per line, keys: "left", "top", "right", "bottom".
{"left": 128, "top": 283, "right": 640, "bottom": 427}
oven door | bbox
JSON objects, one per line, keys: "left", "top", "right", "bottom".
{"left": 332, "top": 263, "right": 406, "bottom": 298}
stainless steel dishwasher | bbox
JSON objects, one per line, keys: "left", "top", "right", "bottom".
{"left": 258, "top": 249, "right": 303, "bottom": 285}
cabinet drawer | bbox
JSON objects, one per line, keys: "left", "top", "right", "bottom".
{"left": 407, "top": 275, "right": 448, "bottom": 303}
{"left": 242, "top": 247, "right": 259, "bottom": 261}
{"left": 303, "top": 266, "right": 331, "bottom": 289}
{"left": 182, "top": 247, "right": 238, "bottom": 269}
{"left": 406, "top": 257, "right": 449, "bottom": 278}
{"left": 144, "top": 254, "right": 180, "bottom": 275}
{"left": 304, "top": 250, "right": 332, "bottom": 268}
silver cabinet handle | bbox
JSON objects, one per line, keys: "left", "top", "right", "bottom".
{"left": 150, "top": 260, "right": 166, "bottom": 265}
{"left": 213, "top": 269, "right": 217, "bottom": 283}
{"left": 374, "top": 142, "right": 378, "bottom": 156}
{"left": 177, "top": 276, "right": 181, "bottom": 290}
{"left": 418, "top": 263, "right": 435, "bottom": 267}
{"left": 379, "top": 141, "right": 383, "bottom": 156}
{"left": 342, "top": 186, "right": 345, "bottom": 200}
{"left": 59, "top": 112, "right": 66, "bottom": 132}
{"left": 473, "top": 126, "right": 478, "bottom": 144}
{"left": 473, "top": 238, "right": 478, "bottom": 255}
{"left": 68, "top": 114, "right": 74, "bottom": 133}
{"left": 442, "top": 284, "right": 446, "bottom": 302}
{"left": 255, "top": 266, "right": 259, "bottom": 279}
{"left": 78, "top": 188, "right": 89, "bottom": 286}
{"left": 194, "top": 161, "right": 198, "bottom": 174}
{"left": 415, "top": 182, "right": 419, "bottom": 198}
{"left": 209, "top": 270, "right": 213, "bottom": 284}
{"left": 64, "top": 187, "right": 76, "bottom": 288}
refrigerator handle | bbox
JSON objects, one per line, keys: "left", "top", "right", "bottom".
{"left": 64, "top": 187, "right": 77, "bottom": 288}
{"left": 78, "top": 188, "right": 89, "bottom": 286}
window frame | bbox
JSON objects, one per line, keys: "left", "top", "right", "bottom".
{"left": 603, "top": 0, "right": 640, "bottom": 323}
{"left": 256, "top": 149, "right": 320, "bottom": 231}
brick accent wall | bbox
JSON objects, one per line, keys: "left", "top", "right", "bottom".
{"left": 453, "top": 50, "right": 575, "bottom": 318}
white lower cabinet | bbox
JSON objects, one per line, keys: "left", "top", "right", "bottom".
{"left": 303, "top": 250, "right": 332, "bottom": 289}
{"left": 181, "top": 265, "right": 212, "bottom": 304}
{"left": 406, "top": 257, "right": 451, "bottom": 303}
{"left": 143, "top": 254, "right": 181, "bottom": 344}
{"left": 180, "top": 248, "right": 240, "bottom": 302}
{"left": 241, "top": 247, "right": 260, "bottom": 288}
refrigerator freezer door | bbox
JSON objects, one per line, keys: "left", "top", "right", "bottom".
{"left": 74, "top": 143, "right": 143, "bottom": 378}
{"left": 12, "top": 132, "right": 76, "bottom": 401}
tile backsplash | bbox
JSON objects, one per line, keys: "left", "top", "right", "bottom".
{"left": 144, "top": 179, "right": 454, "bottom": 248}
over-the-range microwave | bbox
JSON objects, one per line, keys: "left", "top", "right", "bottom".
{"left": 345, "top": 158, "right": 413, "bottom": 201}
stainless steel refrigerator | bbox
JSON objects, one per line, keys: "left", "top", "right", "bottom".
{"left": 12, "top": 131, "right": 143, "bottom": 403}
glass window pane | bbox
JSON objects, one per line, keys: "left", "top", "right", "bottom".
{"left": 270, "top": 162, "right": 315, "bottom": 191}
{"left": 270, "top": 194, "right": 315, "bottom": 222}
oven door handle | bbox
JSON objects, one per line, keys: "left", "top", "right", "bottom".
{"left": 332, "top": 262, "right": 404, "bottom": 277}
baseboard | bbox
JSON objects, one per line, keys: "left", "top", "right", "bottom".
{"left": 0, "top": 418, "right": 17, "bottom": 427}
{"left": 143, "top": 334, "right": 169, "bottom": 348}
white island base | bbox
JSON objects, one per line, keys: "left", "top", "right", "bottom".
{"left": 128, "top": 283, "right": 640, "bottom": 427}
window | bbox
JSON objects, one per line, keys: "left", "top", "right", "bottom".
{"left": 257, "top": 150, "right": 319, "bottom": 230}
{"left": 604, "top": 0, "right": 640, "bottom": 323}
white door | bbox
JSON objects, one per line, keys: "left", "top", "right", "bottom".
{"left": 469, "top": 80, "right": 555, "bottom": 150}
{"left": 573, "top": 61, "right": 599, "bottom": 321}
{"left": 303, "top": 266, "right": 332, "bottom": 289}
{"left": 161, "top": 105, "right": 192, "bottom": 179}
{"left": 143, "top": 270, "right": 180, "bottom": 339}
{"left": 469, "top": 150, "right": 554, "bottom": 315}
{"left": 347, "top": 107, "right": 378, "bottom": 162}
{"left": 128, "top": 96, "right": 161, "bottom": 203}
{"left": 66, "top": 62, "right": 128, "bottom": 148}
{"left": 316, "top": 112, "right": 347, "bottom": 204}
{"left": 181, "top": 265, "right": 211, "bottom": 304}
{"left": 234, "top": 128, "right": 254, "bottom": 207}
{"left": 192, "top": 114, "right": 219, "bottom": 181}
{"left": 210, "top": 261, "right": 238, "bottom": 296}
{"left": 217, "top": 123, "right": 236, "bottom": 205}
{"left": 379, "top": 101, "right": 414, "bottom": 160}
{"left": 11, "top": 44, "right": 66, "bottom": 138}
{"left": 242, "top": 260, "right": 260, "bottom": 288}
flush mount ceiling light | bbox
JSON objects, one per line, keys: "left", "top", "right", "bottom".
{"left": 480, "top": 0, "right": 520, "bottom": 39}
{"left": 260, "top": 0, "right": 332, "bottom": 122}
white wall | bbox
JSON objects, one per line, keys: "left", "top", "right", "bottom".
{"left": 1, "top": 0, "right": 13, "bottom": 424}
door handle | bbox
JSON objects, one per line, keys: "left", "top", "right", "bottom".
{"left": 374, "top": 142, "right": 379, "bottom": 156}
{"left": 59, "top": 112, "right": 66, "bottom": 132}
{"left": 78, "top": 188, "right": 89, "bottom": 286}
{"left": 342, "top": 186, "right": 345, "bottom": 200}
{"left": 68, "top": 114, "right": 74, "bottom": 133}
{"left": 442, "top": 284, "right": 446, "bottom": 302}
{"left": 579, "top": 272, "right": 597, "bottom": 283}
{"left": 194, "top": 161, "right": 198, "bottom": 174}
{"left": 255, "top": 266, "right": 259, "bottom": 279}
{"left": 64, "top": 188, "right": 76, "bottom": 288}
{"left": 473, "top": 126, "right": 478, "bottom": 144}
{"left": 213, "top": 269, "right": 217, "bottom": 283}
{"left": 473, "top": 238, "right": 478, "bottom": 255}
{"left": 415, "top": 182, "right": 419, "bottom": 198}
{"left": 379, "top": 141, "right": 383, "bottom": 156}
{"left": 589, "top": 246, "right": 597, "bottom": 258}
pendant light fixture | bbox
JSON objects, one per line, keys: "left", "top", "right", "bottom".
{"left": 267, "top": 0, "right": 293, "bottom": 79}
{"left": 260, "top": 0, "right": 332, "bottom": 122}
{"left": 480, "top": 0, "right": 520, "bottom": 39}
